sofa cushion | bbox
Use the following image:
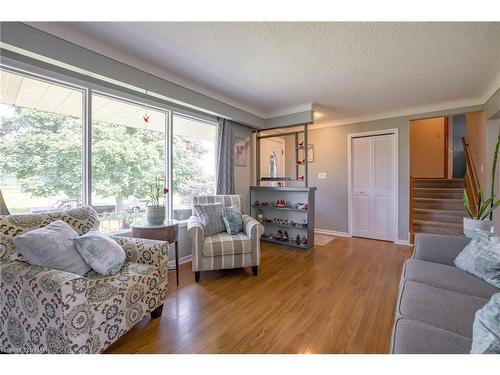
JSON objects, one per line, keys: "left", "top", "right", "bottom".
{"left": 392, "top": 318, "right": 471, "bottom": 354}
{"left": 202, "top": 232, "right": 252, "bottom": 257}
{"left": 471, "top": 292, "right": 500, "bottom": 353}
{"left": 193, "top": 203, "right": 226, "bottom": 236}
{"left": 73, "top": 230, "right": 126, "bottom": 276}
{"left": 403, "top": 259, "right": 499, "bottom": 299}
{"left": 396, "top": 281, "right": 487, "bottom": 338}
{"left": 13, "top": 220, "right": 91, "bottom": 276}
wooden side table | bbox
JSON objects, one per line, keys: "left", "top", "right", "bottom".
{"left": 130, "top": 219, "right": 180, "bottom": 286}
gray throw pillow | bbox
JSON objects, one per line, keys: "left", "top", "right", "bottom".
{"left": 471, "top": 293, "right": 500, "bottom": 353}
{"left": 193, "top": 203, "right": 226, "bottom": 236}
{"left": 73, "top": 230, "right": 126, "bottom": 276}
{"left": 454, "top": 229, "right": 500, "bottom": 288}
{"left": 13, "top": 220, "right": 91, "bottom": 276}
{"left": 222, "top": 205, "right": 243, "bottom": 235}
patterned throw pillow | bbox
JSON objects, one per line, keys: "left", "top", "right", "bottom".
{"left": 193, "top": 203, "right": 226, "bottom": 236}
{"left": 73, "top": 230, "right": 126, "bottom": 276}
{"left": 454, "top": 229, "right": 500, "bottom": 288}
{"left": 471, "top": 293, "right": 500, "bottom": 353}
{"left": 13, "top": 220, "right": 92, "bottom": 276}
{"left": 222, "top": 205, "right": 243, "bottom": 235}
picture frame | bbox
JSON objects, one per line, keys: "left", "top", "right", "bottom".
{"left": 234, "top": 136, "right": 248, "bottom": 166}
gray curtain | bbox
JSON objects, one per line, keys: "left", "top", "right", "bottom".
{"left": 216, "top": 118, "right": 235, "bottom": 195}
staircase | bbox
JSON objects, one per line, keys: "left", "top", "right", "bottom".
{"left": 411, "top": 178, "right": 466, "bottom": 238}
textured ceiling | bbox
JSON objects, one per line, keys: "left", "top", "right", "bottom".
{"left": 28, "top": 22, "right": 500, "bottom": 124}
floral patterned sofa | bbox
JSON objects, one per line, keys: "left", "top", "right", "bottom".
{"left": 0, "top": 206, "right": 168, "bottom": 354}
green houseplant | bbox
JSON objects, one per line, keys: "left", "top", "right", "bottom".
{"left": 463, "top": 129, "right": 500, "bottom": 236}
{"left": 146, "top": 177, "right": 169, "bottom": 225}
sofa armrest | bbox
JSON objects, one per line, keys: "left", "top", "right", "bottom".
{"left": 413, "top": 233, "right": 470, "bottom": 266}
{"left": 110, "top": 236, "right": 168, "bottom": 271}
{"left": 242, "top": 214, "right": 265, "bottom": 239}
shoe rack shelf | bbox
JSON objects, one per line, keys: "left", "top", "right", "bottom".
{"left": 250, "top": 186, "right": 316, "bottom": 250}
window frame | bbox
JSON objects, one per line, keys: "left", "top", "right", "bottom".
{"left": 171, "top": 112, "right": 218, "bottom": 218}
{"left": 0, "top": 60, "right": 219, "bottom": 221}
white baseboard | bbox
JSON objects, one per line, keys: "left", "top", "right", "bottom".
{"left": 168, "top": 255, "right": 192, "bottom": 267}
{"left": 394, "top": 239, "right": 413, "bottom": 246}
{"left": 314, "top": 228, "right": 351, "bottom": 237}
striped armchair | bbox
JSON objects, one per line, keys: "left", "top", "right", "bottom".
{"left": 187, "top": 195, "right": 264, "bottom": 282}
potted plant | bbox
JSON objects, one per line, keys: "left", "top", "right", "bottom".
{"left": 463, "top": 129, "right": 500, "bottom": 236}
{"left": 146, "top": 177, "right": 169, "bottom": 225}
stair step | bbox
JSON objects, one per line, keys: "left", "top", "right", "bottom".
{"left": 413, "top": 220, "right": 464, "bottom": 236}
{"left": 413, "top": 187, "right": 463, "bottom": 199}
{"left": 413, "top": 198, "right": 465, "bottom": 211}
{"left": 413, "top": 208, "right": 467, "bottom": 224}
{"left": 413, "top": 179, "right": 464, "bottom": 188}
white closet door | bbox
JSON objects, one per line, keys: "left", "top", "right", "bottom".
{"left": 371, "top": 135, "right": 395, "bottom": 241}
{"left": 351, "top": 134, "right": 396, "bottom": 241}
{"left": 352, "top": 137, "right": 373, "bottom": 238}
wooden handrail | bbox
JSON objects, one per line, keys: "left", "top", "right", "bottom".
{"left": 461, "top": 137, "right": 480, "bottom": 217}
{"left": 409, "top": 175, "right": 414, "bottom": 244}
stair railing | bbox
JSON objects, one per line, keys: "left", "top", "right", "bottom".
{"left": 409, "top": 175, "right": 414, "bottom": 243}
{"left": 461, "top": 137, "right": 480, "bottom": 217}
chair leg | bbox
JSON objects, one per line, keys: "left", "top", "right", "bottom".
{"left": 251, "top": 266, "right": 258, "bottom": 276}
{"left": 151, "top": 304, "right": 164, "bottom": 319}
{"left": 195, "top": 271, "right": 201, "bottom": 283}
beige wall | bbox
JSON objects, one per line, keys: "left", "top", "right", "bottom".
{"left": 410, "top": 117, "right": 447, "bottom": 178}
{"left": 466, "top": 111, "right": 487, "bottom": 189}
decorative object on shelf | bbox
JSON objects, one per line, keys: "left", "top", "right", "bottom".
{"left": 298, "top": 176, "right": 305, "bottom": 181}
{"left": 283, "top": 231, "right": 289, "bottom": 240}
{"left": 233, "top": 136, "right": 248, "bottom": 166}
{"left": 295, "top": 234, "right": 301, "bottom": 245}
{"left": 255, "top": 200, "right": 260, "bottom": 206}
{"left": 297, "top": 158, "right": 306, "bottom": 165}
{"left": 146, "top": 177, "right": 169, "bottom": 225}
{"left": 257, "top": 209, "right": 264, "bottom": 223}
{"left": 276, "top": 199, "right": 286, "bottom": 207}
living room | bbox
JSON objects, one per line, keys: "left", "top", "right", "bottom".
{"left": 1, "top": 1, "right": 500, "bottom": 373}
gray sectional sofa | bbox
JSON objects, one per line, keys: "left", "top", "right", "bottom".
{"left": 391, "top": 233, "right": 499, "bottom": 353}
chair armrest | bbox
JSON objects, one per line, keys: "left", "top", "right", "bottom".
{"left": 413, "top": 233, "right": 470, "bottom": 266}
{"left": 0, "top": 260, "right": 93, "bottom": 353}
{"left": 242, "top": 214, "right": 265, "bottom": 239}
{"left": 110, "top": 236, "right": 168, "bottom": 271}
{"left": 187, "top": 215, "right": 205, "bottom": 238}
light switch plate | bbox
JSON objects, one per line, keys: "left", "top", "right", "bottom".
{"left": 318, "top": 172, "right": 327, "bottom": 179}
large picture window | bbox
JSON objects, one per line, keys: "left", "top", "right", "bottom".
{"left": 172, "top": 114, "right": 217, "bottom": 220}
{"left": 91, "top": 93, "right": 168, "bottom": 232}
{"left": 1, "top": 65, "right": 219, "bottom": 230}
{"left": 0, "top": 69, "right": 84, "bottom": 214}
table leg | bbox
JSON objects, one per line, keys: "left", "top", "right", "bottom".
{"left": 175, "top": 241, "right": 179, "bottom": 286}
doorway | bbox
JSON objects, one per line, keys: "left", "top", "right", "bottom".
{"left": 348, "top": 130, "right": 398, "bottom": 241}
{"left": 410, "top": 117, "right": 449, "bottom": 178}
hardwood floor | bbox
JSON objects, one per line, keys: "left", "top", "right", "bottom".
{"left": 105, "top": 237, "right": 412, "bottom": 354}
